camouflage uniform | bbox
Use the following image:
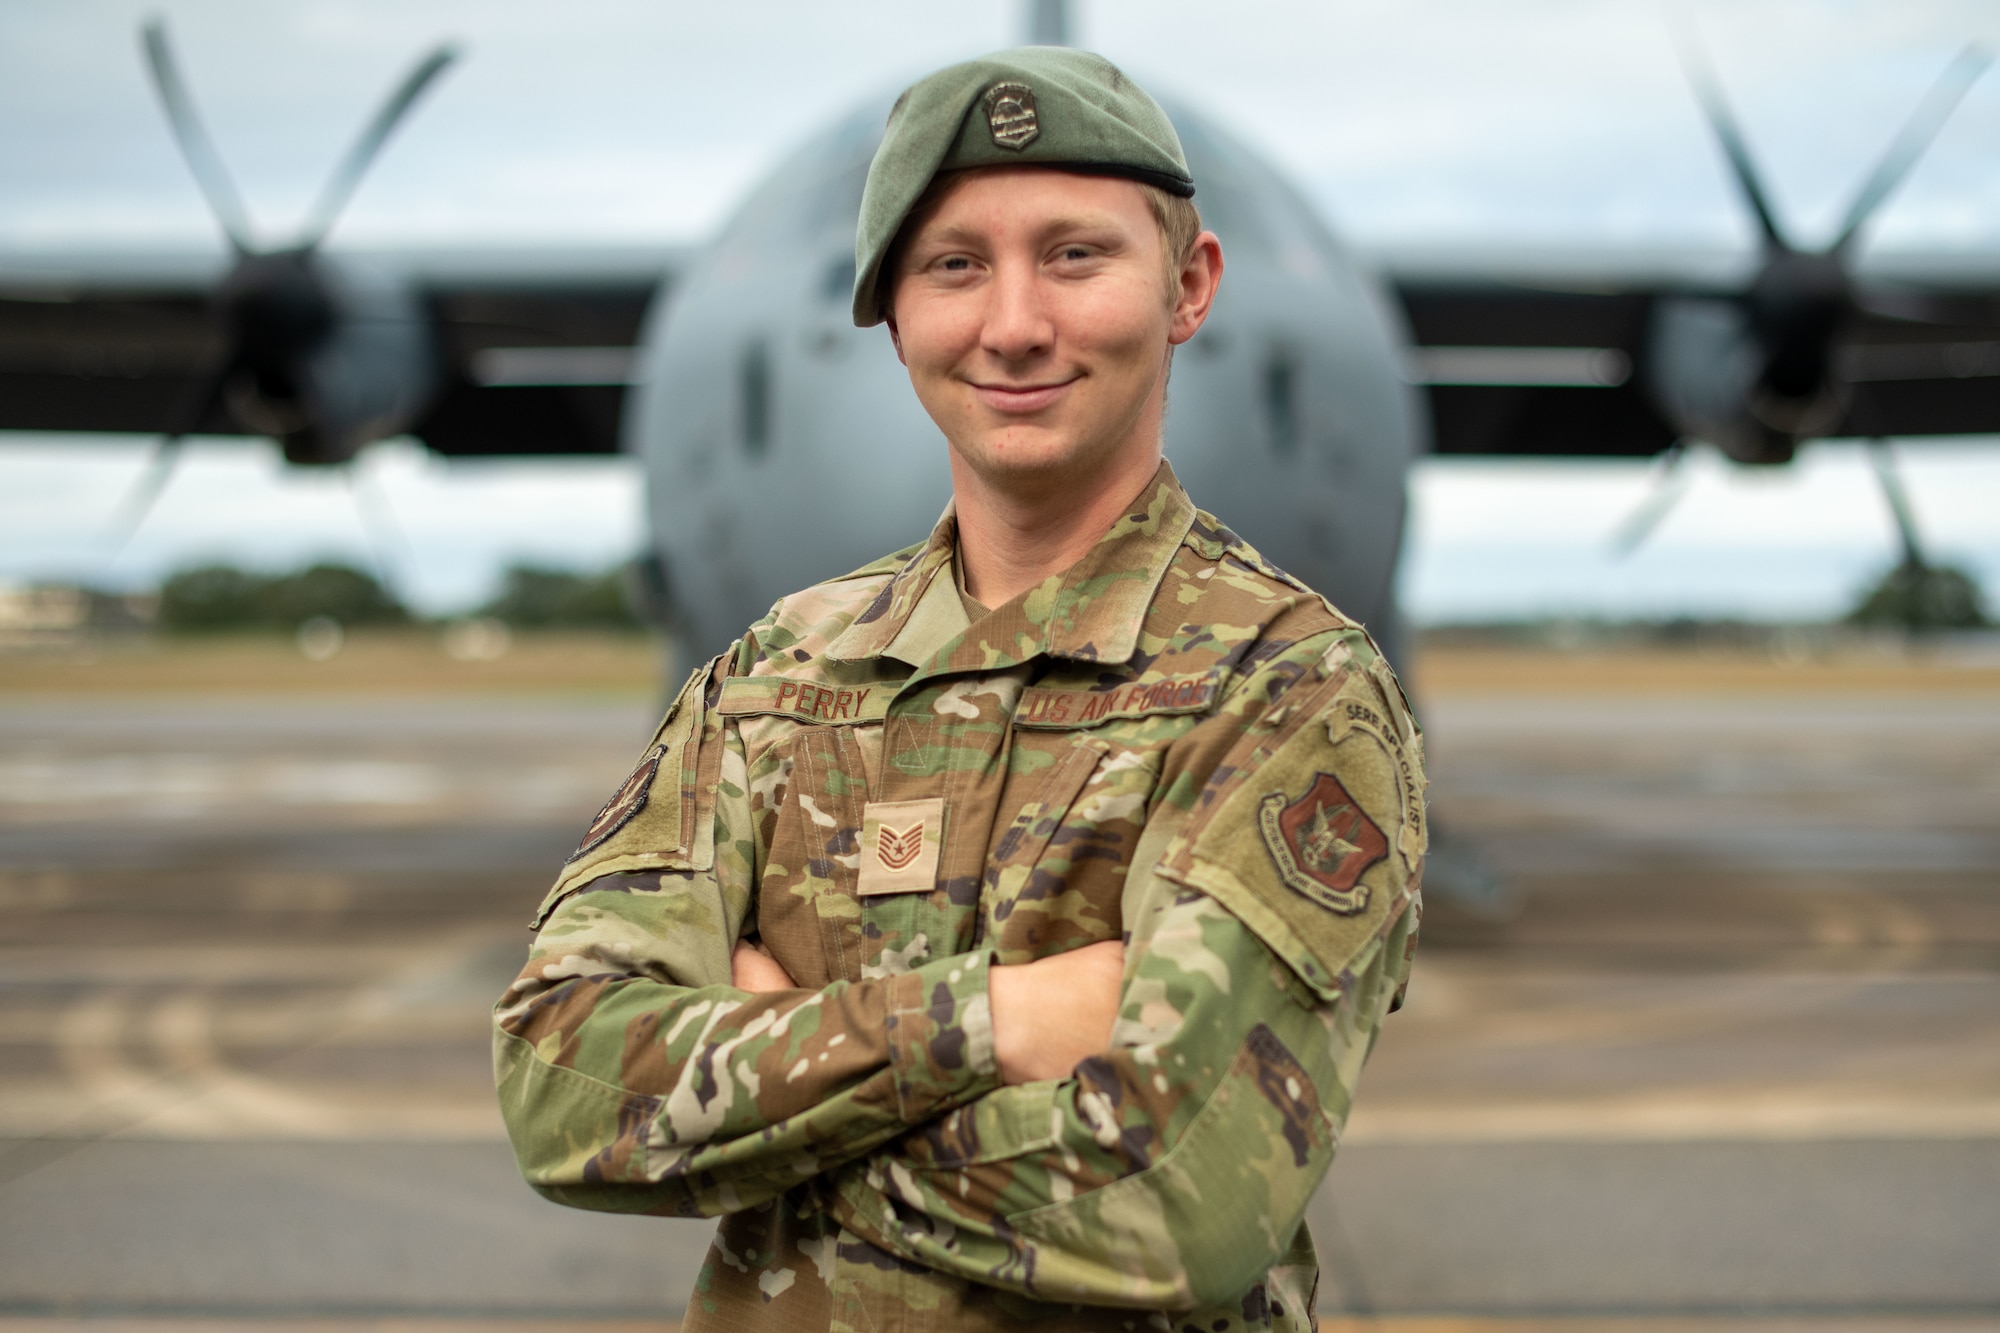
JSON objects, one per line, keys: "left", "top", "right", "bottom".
{"left": 495, "top": 463, "right": 1424, "bottom": 1331}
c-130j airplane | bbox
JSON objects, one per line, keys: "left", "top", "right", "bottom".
{"left": 4, "top": 2, "right": 1998, "bottom": 910}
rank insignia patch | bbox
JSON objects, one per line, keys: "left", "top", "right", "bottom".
{"left": 984, "top": 80, "right": 1039, "bottom": 150}
{"left": 877, "top": 821, "right": 924, "bottom": 871}
{"left": 858, "top": 797, "right": 944, "bottom": 896}
{"left": 1258, "top": 771, "right": 1386, "bottom": 915}
{"left": 567, "top": 744, "right": 665, "bottom": 862}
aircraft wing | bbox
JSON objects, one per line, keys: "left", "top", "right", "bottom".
{"left": 0, "top": 245, "right": 688, "bottom": 456}
{"left": 1382, "top": 245, "right": 2000, "bottom": 457}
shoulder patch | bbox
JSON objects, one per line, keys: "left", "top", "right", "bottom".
{"left": 1157, "top": 663, "right": 1424, "bottom": 1002}
{"left": 568, "top": 743, "right": 666, "bottom": 863}
{"left": 1257, "top": 772, "right": 1386, "bottom": 915}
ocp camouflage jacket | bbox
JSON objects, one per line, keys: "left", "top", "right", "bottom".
{"left": 494, "top": 463, "right": 1425, "bottom": 1333}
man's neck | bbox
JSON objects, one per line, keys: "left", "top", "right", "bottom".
{"left": 949, "top": 442, "right": 1164, "bottom": 609}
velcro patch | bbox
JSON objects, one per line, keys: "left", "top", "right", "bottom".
{"left": 1326, "top": 696, "right": 1427, "bottom": 872}
{"left": 717, "top": 677, "right": 891, "bottom": 725}
{"left": 858, "top": 797, "right": 943, "bottom": 896}
{"left": 1013, "top": 672, "right": 1219, "bottom": 730}
{"left": 566, "top": 743, "right": 665, "bottom": 863}
{"left": 1158, "top": 669, "right": 1422, "bottom": 1002}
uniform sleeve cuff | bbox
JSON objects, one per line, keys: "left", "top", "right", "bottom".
{"left": 883, "top": 950, "right": 999, "bottom": 1122}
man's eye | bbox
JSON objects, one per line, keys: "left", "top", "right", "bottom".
{"left": 1060, "top": 246, "right": 1092, "bottom": 261}
{"left": 939, "top": 256, "right": 971, "bottom": 272}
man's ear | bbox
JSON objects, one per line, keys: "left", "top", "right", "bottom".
{"left": 1167, "top": 231, "right": 1224, "bottom": 347}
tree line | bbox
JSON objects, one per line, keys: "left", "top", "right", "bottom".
{"left": 156, "top": 562, "right": 645, "bottom": 632}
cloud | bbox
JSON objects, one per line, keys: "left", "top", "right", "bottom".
{"left": 7, "top": 0, "right": 2000, "bottom": 246}
{"left": 6, "top": 0, "right": 2000, "bottom": 623}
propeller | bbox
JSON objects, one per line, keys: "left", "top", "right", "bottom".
{"left": 108, "top": 16, "right": 458, "bottom": 556}
{"left": 1614, "top": 20, "right": 1990, "bottom": 558}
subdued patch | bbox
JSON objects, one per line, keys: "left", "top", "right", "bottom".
{"left": 567, "top": 744, "right": 665, "bottom": 862}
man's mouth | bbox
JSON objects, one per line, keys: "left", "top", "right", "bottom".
{"left": 971, "top": 377, "right": 1078, "bottom": 413}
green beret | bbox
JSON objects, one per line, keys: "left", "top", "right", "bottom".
{"left": 852, "top": 46, "right": 1195, "bottom": 327}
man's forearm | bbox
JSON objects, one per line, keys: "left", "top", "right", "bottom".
{"left": 496, "top": 887, "right": 1003, "bottom": 1217}
{"left": 825, "top": 885, "right": 1417, "bottom": 1308}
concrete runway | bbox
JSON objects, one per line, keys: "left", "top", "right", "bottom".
{"left": 1, "top": 677, "right": 1996, "bottom": 1325}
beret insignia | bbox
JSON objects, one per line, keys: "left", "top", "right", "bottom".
{"left": 984, "top": 80, "right": 1039, "bottom": 150}
{"left": 1258, "top": 771, "right": 1386, "bottom": 916}
{"left": 567, "top": 743, "right": 666, "bottom": 863}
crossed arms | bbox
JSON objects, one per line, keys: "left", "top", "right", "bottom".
{"left": 493, "top": 633, "right": 1420, "bottom": 1308}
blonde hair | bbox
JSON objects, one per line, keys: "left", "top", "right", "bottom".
{"left": 1140, "top": 183, "right": 1204, "bottom": 306}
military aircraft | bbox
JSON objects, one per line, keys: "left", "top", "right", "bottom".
{"left": 4, "top": 4, "right": 1999, "bottom": 909}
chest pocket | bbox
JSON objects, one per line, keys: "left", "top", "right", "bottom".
{"left": 755, "top": 725, "right": 870, "bottom": 989}
{"left": 981, "top": 735, "right": 1155, "bottom": 962}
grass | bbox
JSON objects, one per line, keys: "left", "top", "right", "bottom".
{"left": 0, "top": 630, "right": 1993, "bottom": 697}
{"left": 0, "top": 630, "right": 664, "bottom": 696}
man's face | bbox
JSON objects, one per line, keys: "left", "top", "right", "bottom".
{"left": 886, "top": 167, "right": 1190, "bottom": 491}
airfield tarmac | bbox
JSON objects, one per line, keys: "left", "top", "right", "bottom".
{"left": 0, "top": 634, "right": 1996, "bottom": 1329}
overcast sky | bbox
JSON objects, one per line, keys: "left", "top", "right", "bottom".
{"left": 3, "top": 0, "right": 1998, "bottom": 620}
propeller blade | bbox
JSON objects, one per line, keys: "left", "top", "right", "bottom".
{"left": 344, "top": 460, "right": 415, "bottom": 592}
{"left": 102, "top": 357, "right": 234, "bottom": 555}
{"left": 1833, "top": 45, "right": 1990, "bottom": 255}
{"left": 295, "top": 43, "right": 461, "bottom": 251}
{"left": 1670, "top": 17, "right": 1789, "bottom": 251}
{"left": 1608, "top": 442, "right": 1691, "bottom": 558}
{"left": 1865, "top": 437, "right": 1928, "bottom": 569}
{"left": 100, "top": 435, "right": 187, "bottom": 558}
{"left": 140, "top": 17, "right": 255, "bottom": 253}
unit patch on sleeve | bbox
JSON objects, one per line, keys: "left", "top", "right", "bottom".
{"left": 567, "top": 744, "right": 666, "bottom": 863}
{"left": 1257, "top": 771, "right": 1387, "bottom": 916}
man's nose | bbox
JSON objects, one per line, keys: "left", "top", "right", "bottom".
{"left": 980, "top": 258, "right": 1055, "bottom": 362}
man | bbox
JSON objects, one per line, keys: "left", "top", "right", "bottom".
{"left": 495, "top": 46, "right": 1424, "bottom": 1333}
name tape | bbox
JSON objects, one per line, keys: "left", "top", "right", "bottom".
{"left": 717, "top": 678, "right": 892, "bottom": 724}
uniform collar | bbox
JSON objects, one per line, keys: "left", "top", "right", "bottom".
{"left": 826, "top": 460, "right": 1196, "bottom": 672}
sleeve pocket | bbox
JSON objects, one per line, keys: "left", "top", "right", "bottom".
{"left": 532, "top": 654, "right": 727, "bottom": 928}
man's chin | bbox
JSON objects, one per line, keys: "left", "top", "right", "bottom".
{"left": 955, "top": 427, "right": 1083, "bottom": 473}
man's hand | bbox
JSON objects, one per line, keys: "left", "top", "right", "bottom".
{"left": 988, "top": 939, "right": 1125, "bottom": 1084}
{"left": 731, "top": 940, "right": 797, "bottom": 993}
